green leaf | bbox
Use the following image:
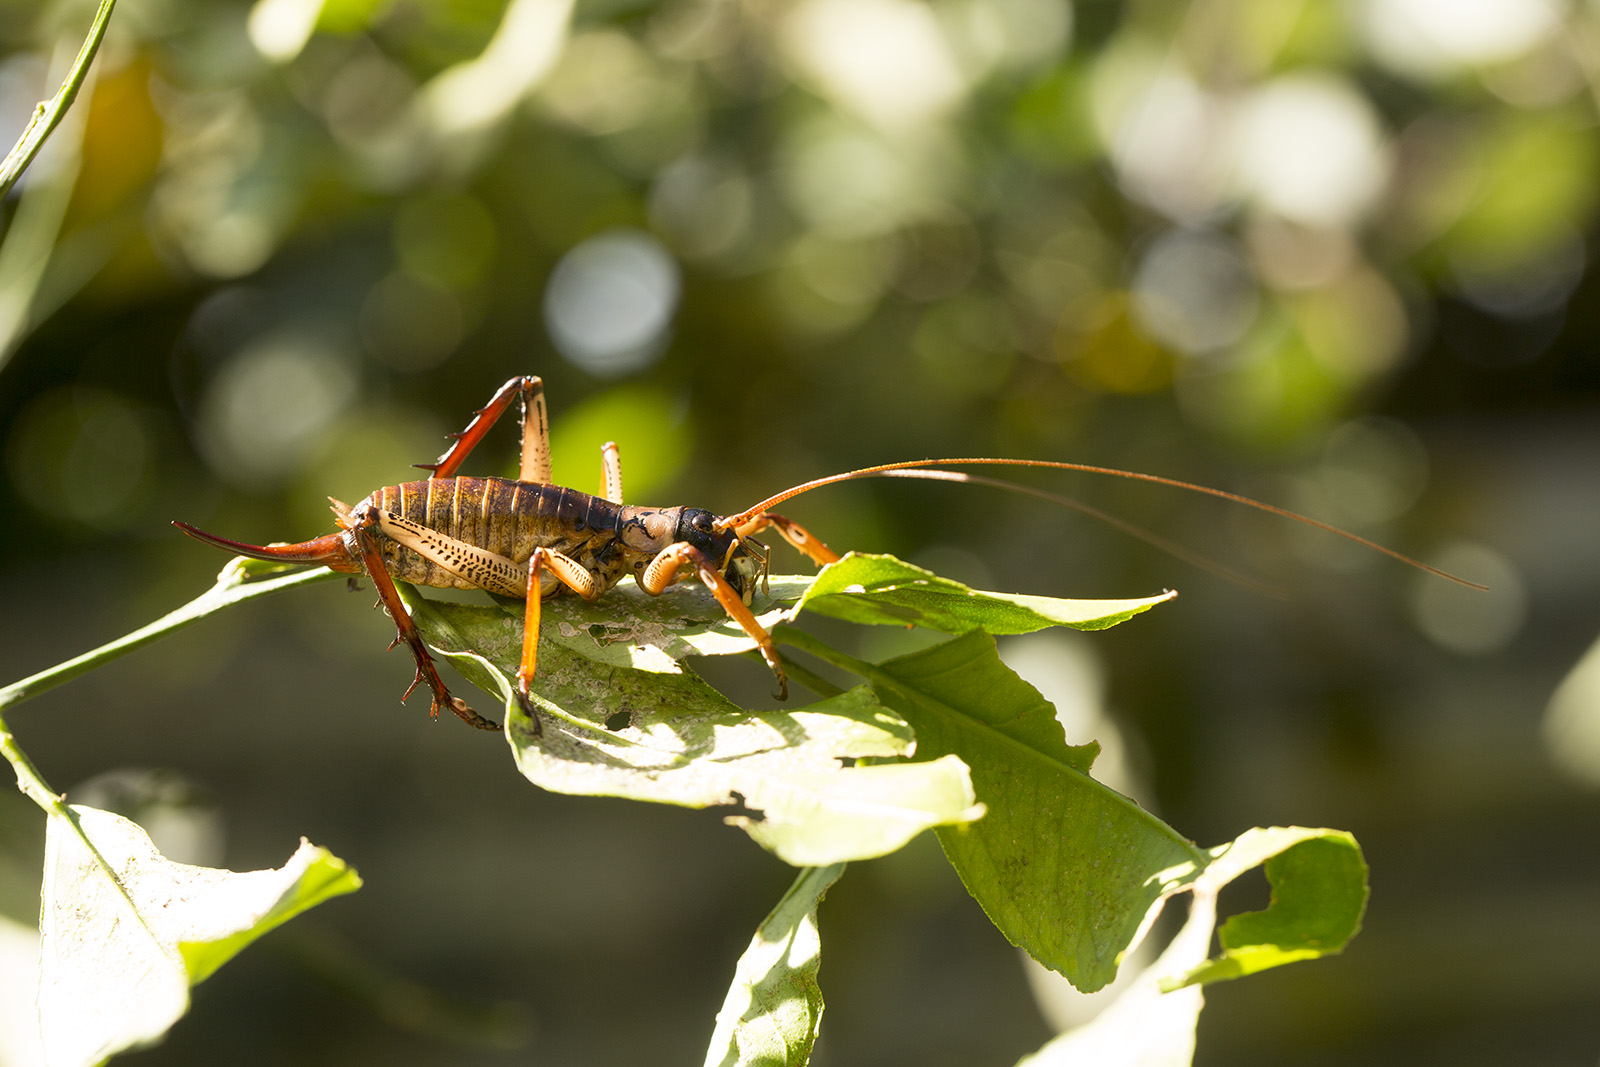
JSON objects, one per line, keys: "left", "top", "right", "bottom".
{"left": 864, "top": 631, "right": 1206, "bottom": 993}
{"left": 530, "top": 575, "right": 812, "bottom": 673}
{"left": 795, "top": 553, "right": 1175, "bottom": 633}
{"left": 1166, "top": 827, "right": 1368, "bottom": 989}
{"left": 1016, "top": 825, "right": 1369, "bottom": 1066}
{"left": 410, "top": 599, "right": 983, "bottom": 867}
{"left": 37, "top": 806, "right": 359, "bottom": 1066}
{"left": 703, "top": 864, "right": 844, "bottom": 1067}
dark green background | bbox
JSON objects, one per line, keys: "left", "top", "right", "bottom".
{"left": 2, "top": 0, "right": 1598, "bottom": 1063}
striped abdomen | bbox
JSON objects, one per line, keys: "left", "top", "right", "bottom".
{"left": 364, "top": 476, "right": 646, "bottom": 594}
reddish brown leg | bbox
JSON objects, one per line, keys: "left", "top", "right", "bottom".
{"left": 415, "top": 375, "right": 551, "bottom": 483}
{"left": 642, "top": 543, "right": 788, "bottom": 699}
{"left": 349, "top": 506, "right": 501, "bottom": 731}
{"left": 734, "top": 512, "right": 840, "bottom": 566}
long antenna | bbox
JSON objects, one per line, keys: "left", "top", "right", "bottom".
{"left": 717, "top": 457, "right": 1486, "bottom": 590}
{"left": 873, "top": 468, "right": 1287, "bottom": 596}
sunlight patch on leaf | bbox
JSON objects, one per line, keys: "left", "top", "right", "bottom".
{"left": 37, "top": 807, "right": 359, "bottom": 1067}
{"left": 496, "top": 575, "right": 810, "bottom": 673}
{"left": 796, "top": 553, "right": 1175, "bottom": 633}
{"left": 1015, "top": 826, "right": 1368, "bottom": 1067}
{"left": 412, "top": 599, "right": 983, "bottom": 867}
{"left": 703, "top": 864, "right": 844, "bottom": 1067}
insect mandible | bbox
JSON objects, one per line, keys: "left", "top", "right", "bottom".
{"left": 175, "top": 375, "right": 1481, "bottom": 733}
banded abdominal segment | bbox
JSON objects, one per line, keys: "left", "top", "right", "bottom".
{"left": 366, "top": 477, "right": 669, "bottom": 599}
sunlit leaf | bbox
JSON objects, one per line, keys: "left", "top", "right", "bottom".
{"left": 491, "top": 575, "right": 812, "bottom": 673}
{"left": 0, "top": 913, "right": 44, "bottom": 1067}
{"left": 703, "top": 864, "right": 844, "bottom": 1067}
{"left": 411, "top": 598, "right": 983, "bottom": 867}
{"left": 1015, "top": 825, "right": 1368, "bottom": 1066}
{"left": 795, "top": 554, "right": 1175, "bottom": 634}
{"left": 37, "top": 807, "right": 359, "bottom": 1067}
{"left": 1166, "top": 827, "right": 1367, "bottom": 989}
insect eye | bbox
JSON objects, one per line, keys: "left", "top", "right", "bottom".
{"left": 693, "top": 513, "right": 712, "bottom": 532}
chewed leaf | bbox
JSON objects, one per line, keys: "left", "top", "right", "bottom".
{"left": 703, "top": 864, "right": 844, "bottom": 1067}
{"left": 1164, "top": 827, "right": 1368, "bottom": 990}
{"left": 38, "top": 807, "right": 359, "bottom": 1067}
{"left": 413, "top": 600, "right": 983, "bottom": 867}
{"left": 1014, "top": 826, "right": 1366, "bottom": 1065}
{"left": 796, "top": 554, "right": 1175, "bottom": 633}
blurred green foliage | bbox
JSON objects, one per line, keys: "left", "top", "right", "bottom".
{"left": 3, "top": 0, "right": 1599, "bottom": 1064}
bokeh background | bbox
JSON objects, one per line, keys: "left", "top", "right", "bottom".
{"left": 2, "top": 0, "right": 1599, "bottom": 1063}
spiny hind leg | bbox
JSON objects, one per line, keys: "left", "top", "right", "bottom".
{"left": 516, "top": 548, "right": 603, "bottom": 735}
{"left": 348, "top": 506, "right": 501, "bottom": 731}
{"left": 640, "top": 543, "right": 787, "bottom": 699}
{"left": 417, "top": 375, "right": 551, "bottom": 483}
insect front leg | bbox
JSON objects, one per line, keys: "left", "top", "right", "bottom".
{"left": 417, "top": 375, "right": 551, "bottom": 483}
{"left": 640, "top": 543, "right": 788, "bottom": 699}
{"left": 347, "top": 506, "right": 501, "bottom": 731}
{"left": 734, "top": 513, "right": 840, "bottom": 567}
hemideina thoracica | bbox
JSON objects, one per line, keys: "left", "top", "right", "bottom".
{"left": 174, "top": 376, "right": 1481, "bottom": 733}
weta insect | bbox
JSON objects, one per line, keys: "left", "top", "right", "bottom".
{"left": 175, "top": 375, "right": 1480, "bottom": 733}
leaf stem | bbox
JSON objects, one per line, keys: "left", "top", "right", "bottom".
{"left": 1, "top": 559, "right": 338, "bottom": 816}
{"left": 770, "top": 649, "right": 846, "bottom": 700}
{"left": 0, "top": 712, "right": 65, "bottom": 811}
{"left": 0, "top": 0, "right": 119, "bottom": 198}
{"left": 773, "top": 626, "right": 875, "bottom": 680}
{"left": 0, "top": 562, "right": 339, "bottom": 714}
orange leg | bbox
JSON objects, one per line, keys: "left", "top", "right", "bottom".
{"left": 415, "top": 375, "right": 551, "bottom": 483}
{"left": 348, "top": 506, "right": 501, "bottom": 731}
{"left": 734, "top": 512, "right": 840, "bottom": 567}
{"left": 641, "top": 542, "right": 788, "bottom": 699}
{"left": 517, "top": 547, "right": 603, "bottom": 734}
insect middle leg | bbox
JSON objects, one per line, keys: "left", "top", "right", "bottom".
{"left": 601, "top": 441, "right": 623, "bottom": 504}
{"left": 516, "top": 547, "right": 603, "bottom": 734}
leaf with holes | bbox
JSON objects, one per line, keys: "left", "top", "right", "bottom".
{"left": 411, "top": 598, "right": 983, "bottom": 867}
{"left": 486, "top": 575, "right": 813, "bottom": 673}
